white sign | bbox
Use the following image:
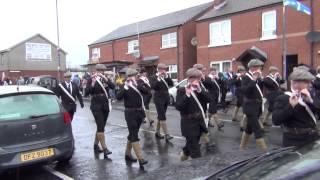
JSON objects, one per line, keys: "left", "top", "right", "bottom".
{"left": 25, "top": 43, "right": 52, "bottom": 60}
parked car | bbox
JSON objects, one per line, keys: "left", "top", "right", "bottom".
{"left": 168, "top": 79, "right": 233, "bottom": 105}
{"left": 29, "top": 75, "right": 58, "bottom": 94}
{"left": 208, "top": 141, "right": 320, "bottom": 180}
{"left": 0, "top": 86, "right": 74, "bottom": 174}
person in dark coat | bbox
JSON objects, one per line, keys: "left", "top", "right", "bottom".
{"left": 137, "top": 68, "right": 154, "bottom": 126}
{"left": 176, "top": 68, "right": 210, "bottom": 160}
{"left": 151, "top": 63, "right": 174, "bottom": 141}
{"left": 313, "top": 66, "right": 320, "bottom": 119}
{"left": 239, "top": 59, "right": 267, "bottom": 151}
{"left": 86, "top": 64, "right": 115, "bottom": 159}
{"left": 56, "top": 72, "right": 84, "bottom": 120}
{"left": 262, "top": 66, "right": 285, "bottom": 126}
{"left": 231, "top": 66, "right": 246, "bottom": 122}
{"left": 116, "top": 68, "right": 148, "bottom": 167}
{"left": 273, "top": 69, "right": 320, "bottom": 147}
{"left": 204, "top": 66, "right": 224, "bottom": 129}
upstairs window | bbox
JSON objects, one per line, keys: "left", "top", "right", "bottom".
{"left": 162, "top": 32, "right": 177, "bottom": 48}
{"left": 261, "top": 10, "right": 277, "bottom": 40}
{"left": 209, "top": 20, "right": 231, "bottom": 47}
{"left": 91, "top": 48, "right": 100, "bottom": 59}
{"left": 128, "top": 40, "right": 139, "bottom": 54}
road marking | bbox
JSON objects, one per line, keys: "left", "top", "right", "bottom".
{"left": 44, "top": 166, "right": 74, "bottom": 180}
{"left": 108, "top": 122, "right": 185, "bottom": 140}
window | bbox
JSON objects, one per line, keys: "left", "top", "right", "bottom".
{"left": 210, "top": 60, "right": 232, "bottom": 72}
{"left": 162, "top": 32, "right": 177, "bottom": 48}
{"left": 209, "top": 20, "right": 231, "bottom": 47}
{"left": 168, "top": 64, "right": 178, "bottom": 80}
{"left": 261, "top": 10, "right": 277, "bottom": 40}
{"left": 91, "top": 48, "right": 100, "bottom": 59}
{"left": 0, "top": 94, "right": 60, "bottom": 121}
{"left": 128, "top": 40, "right": 139, "bottom": 54}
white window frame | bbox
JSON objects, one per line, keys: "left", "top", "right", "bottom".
{"left": 91, "top": 48, "right": 100, "bottom": 59}
{"left": 127, "top": 40, "right": 139, "bottom": 54}
{"left": 260, "top": 10, "right": 277, "bottom": 41}
{"left": 167, "top": 64, "right": 178, "bottom": 80}
{"left": 209, "top": 60, "right": 232, "bottom": 73}
{"left": 161, "top": 32, "right": 177, "bottom": 49}
{"left": 209, "top": 20, "right": 231, "bottom": 47}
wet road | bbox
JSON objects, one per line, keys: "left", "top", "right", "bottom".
{"left": 1, "top": 101, "right": 282, "bottom": 180}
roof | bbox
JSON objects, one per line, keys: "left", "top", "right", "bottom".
{"left": 197, "top": 0, "right": 283, "bottom": 21}
{"left": 0, "top": 85, "right": 54, "bottom": 96}
{"left": 91, "top": 2, "right": 213, "bottom": 45}
{"left": 0, "top": 34, "right": 67, "bottom": 54}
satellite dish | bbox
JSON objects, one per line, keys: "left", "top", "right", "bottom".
{"left": 191, "top": 37, "right": 198, "bottom": 46}
{"left": 132, "top": 51, "right": 141, "bottom": 59}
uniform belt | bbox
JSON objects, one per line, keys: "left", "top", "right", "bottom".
{"left": 283, "top": 127, "right": 319, "bottom": 135}
{"left": 181, "top": 112, "right": 202, "bottom": 119}
{"left": 92, "top": 93, "right": 106, "bottom": 97}
{"left": 243, "top": 97, "right": 262, "bottom": 103}
{"left": 125, "top": 107, "right": 143, "bottom": 111}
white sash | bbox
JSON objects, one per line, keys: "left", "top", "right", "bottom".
{"left": 140, "top": 76, "right": 151, "bottom": 88}
{"left": 316, "top": 74, "right": 320, "bottom": 79}
{"left": 246, "top": 73, "right": 265, "bottom": 112}
{"left": 160, "top": 77, "right": 169, "bottom": 90}
{"left": 285, "top": 92, "right": 317, "bottom": 125}
{"left": 190, "top": 91, "right": 208, "bottom": 128}
{"left": 59, "top": 83, "right": 75, "bottom": 102}
{"left": 200, "top": 82, "right": 207, "bottom": 91}
{"left": 129, "top": 84, "right": 146, "bottom": 112}
{"left": 213, "top": 79, "right": 221, "bottom": 103}
{"left": 96, "top": 77, "right": 112, "bottom": 111}
{"left": 266, "top": 75, "right": 279, "bottom": 87}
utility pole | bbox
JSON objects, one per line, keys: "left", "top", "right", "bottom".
{"left": 282, "top": 5, "right": 287, "bottom": 79}
{"left": 56, "top": 0, "right": 61, "bottom": 82}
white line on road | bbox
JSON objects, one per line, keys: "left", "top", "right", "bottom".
{"left": 44, "top": 166, "right": 74, "bottom": 180}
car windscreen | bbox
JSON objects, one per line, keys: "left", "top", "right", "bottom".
{"left": 0, "top": 93, "right": 60, "bottom": 121}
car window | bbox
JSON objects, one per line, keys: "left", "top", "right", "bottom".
{"left": 0, "top": 94, "right": 60, "bottom": 121}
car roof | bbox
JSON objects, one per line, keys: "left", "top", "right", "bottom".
{"left": 0, "top": 85, "right": 54, "bottom": 96}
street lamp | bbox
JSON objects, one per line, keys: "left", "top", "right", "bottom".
{"left": 55, "top": 0, "right": 61, "bottom": 82}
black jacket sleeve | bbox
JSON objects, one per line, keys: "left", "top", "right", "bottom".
{"left": 175, "top": 88, "right": 190, "bottom": 113}
{"left": 116, "top": 85, "right": 126, "bottom": 100}
{"left": 272, "top": 95, "right": 294, "bottom": 126}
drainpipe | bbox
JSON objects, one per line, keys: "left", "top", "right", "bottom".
{"left": 177, "top": 26, "right": 181, "bottom": 81}
{"left": 310, "top": 0, "right": 314, "bottom": 68}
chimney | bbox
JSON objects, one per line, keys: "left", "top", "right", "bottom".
{"left": 213, "top": 0, "right": 227, "bottom": 9}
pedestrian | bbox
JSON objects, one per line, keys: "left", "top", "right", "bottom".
{"left": 239, "top": 59, "right": 267, "bottom": 150}
{"left": 205, "top": 66, "right": 224, "bottom": 130}
{"left": 56, "top": 72, "right": 84, "bottom": 120}
{"left": 273, "top": 69, "right": 320, "bottom": 147}
{"left": 262, "top": 66, "right": 285, "bottom": 127}
{"left": 86, "top": 64, "right": 114, "bottom": 159}
{"left": 151, "top": 63, "right": 174, "bottom": 141}
{"left": 116, "top": 68, "right": 148, "bottom": 168}
{"left": 176, "top": 68, "right": 210, "bottom": 160}
{"left": 313, "top": 66, "right": 320, "bottom": 118}
{"left": 218, "top": 71, "right": 229, "bottom": 113}
{"left": 137, "top": 67, "right": 154, "bottom": 126}
{"left": 231, "top": 66, "right": 246, "bottom": 123}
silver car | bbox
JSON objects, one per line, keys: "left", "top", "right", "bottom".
{"left": 0, "top": 86, "right": 74, "bottom": 173}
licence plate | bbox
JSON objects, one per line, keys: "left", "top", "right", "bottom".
{"left": 20, "top": 148, "right": 55, "bottom": 162}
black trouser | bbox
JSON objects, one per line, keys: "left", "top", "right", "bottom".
{"left": 68, "top": 110, "right": 75, "bottom": 120}
{"left": 125, "top": 109, "right": 144, "bottom": 142}
{"left": 155, "top": 99, "right": 169, "bottom": 121}
{"left": 283, "top": 132, "right": 320, "bottom": 147}
{"left": 183, "top": 136, "right": 201, "bottom": 158}
{"left": 143, "top": 95, "right": 152, "bottom": 110}
{"left": 91, "top": 109, "right": 109, "bottom": 132}
{"left": 209, "top": 95, "right": 218, "bottom": 114}
{"left": 235, "top": 90, "right": 243, "bottom": 108}
{"left": 220, "top": 91, "right": 227, "bottom": 109}
{"left": 245, "top": 113, "right": 263, "bottom": 139}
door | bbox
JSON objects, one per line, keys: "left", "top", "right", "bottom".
{"left": 285, "top": 55, "right": 298, "bottom": 79}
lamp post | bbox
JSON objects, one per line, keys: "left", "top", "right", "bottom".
{"left": 55, "top": 0, "right": 61, "bottom": 82}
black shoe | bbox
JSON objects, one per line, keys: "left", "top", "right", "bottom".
{"left": 263, "top": 122, "right": 271, "bottom": 127}
{"left": 138, "top": 159, "right": 148, "bottom": 166}
{"left": 149, "top": 120, "right": 154, "bottom": 127}
{"left": 155, "top": 132, "right": 164, "bottom": 139}
{"left": 240, "top": 127, "right": 245, "bottom": 132}
{"left": 125, "top": 155, "right": 137, "bottom": 163}
{"left": 232, "top": 118, "right": 238, "bottom": 122}
{"left": 165, "top": 134, "right": 173, "bottom": 141}
{"left": 103, "top": 149, "right": 112, "bottom": 158}
{"left": 218, "top": 122, "right": 224, "bottom": 130}
{"left": 94, "top": 144, "right": 103, "bottom": 153}
{"left": 208, "top": 123, "right": 215, "bottom": 128}
{"left": 143, "top": 120, "right": 147, "bottom": 123}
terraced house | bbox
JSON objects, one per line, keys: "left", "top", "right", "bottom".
{"left": 88, "top": 2, "right": 213, "bottom": 81}
{"left": 196, "top": 0, "right": 320, "bottom": 77}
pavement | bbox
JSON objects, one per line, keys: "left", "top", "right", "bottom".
{"left": 0, "top": 100, "right": 283, "bottom": 180}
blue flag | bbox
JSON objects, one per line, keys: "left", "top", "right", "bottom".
{"left": 283, "top": 0, "right": 311, "bottom": 15}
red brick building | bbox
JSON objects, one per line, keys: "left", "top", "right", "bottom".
{"left": 196, "top": 0, "right": 320, "bottom": 78}
{"left": 88, "top": 2, "right": 213, "bottom": 81}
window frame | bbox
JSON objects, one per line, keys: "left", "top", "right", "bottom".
{"left": 261, "top": 10, "right": 277, "bottom": 41}
{"left": 127, "top": 40, "right": 139, "bottom": 54}
{"left": 167, "top": 64, "right": 178, "bottom": 80}
{"left": 161, "top": 32, "right": 177, "bottom": 49}
{"left": 209, "top": 20, "right": 232, "bottom": 47}
{"left": 209, "top": 60, "right": 232, "bottom": 73}
{"left": 91, "top": 47, "right": 100, "bottom": 60}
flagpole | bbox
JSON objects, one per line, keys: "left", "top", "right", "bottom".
{"left": 56, "top": 0, "right": 61, "bottom": 82}
{"left": 282, "top": 5, "right": 287, "bottom": 80}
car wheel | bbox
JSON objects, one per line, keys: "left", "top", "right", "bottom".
{"left": 169, "top": 95, "right": 175, "bottom": 105}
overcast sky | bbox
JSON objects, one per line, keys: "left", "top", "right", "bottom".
{"left": 0, "top": 0, "right": 212, "bottom": 66}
